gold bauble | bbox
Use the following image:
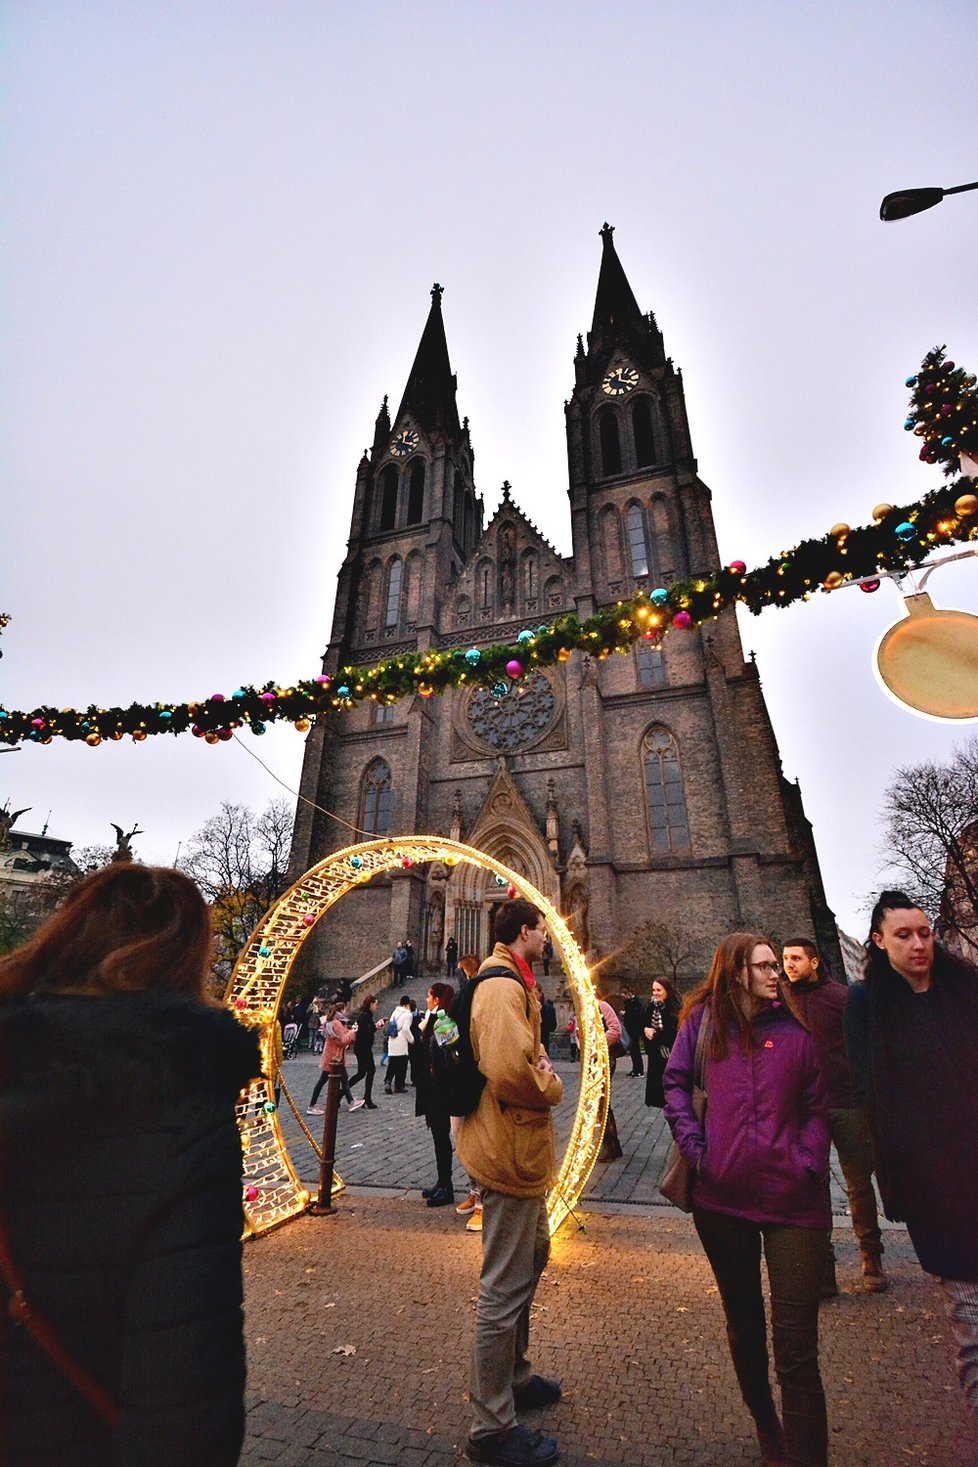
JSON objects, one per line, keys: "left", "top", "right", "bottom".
{"left": 830, "top": 522, "right": 851, "bottom": 539}
{"left": 872, "top": 503, "right": 893, "bottom": 523}
{"left": 132, "top": 729, "right": 147, "bottom": 742}
{"left": 85, "top": 732, "right": 102, "bottom": 747}
{"left": 295, "top": 717, "right": 311, "bottom": 732}
{"left": 955, "top": 493, "right": 978, "bottom": 517}
{"left": 204, "top": 731, "right": 220, "bottom": 744}
{"left": 823, "top": 570, "right": 845, "bottom": 590}
{"left": 556, "top": 647, "right": 571, "bottom": 661}
{"left": 876, "top": 593, "right": 978, "bottom": 721}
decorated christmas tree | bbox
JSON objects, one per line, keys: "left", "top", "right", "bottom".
{"left": 905, "top": 346, "right": 978, "bottom": 477}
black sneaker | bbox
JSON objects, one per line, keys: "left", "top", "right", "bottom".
{"left": 514, "top": 1376, "right": 562, "bottom": 1410}
{"left": 466, "top": 1425, "right": 559, "bottom": 1466}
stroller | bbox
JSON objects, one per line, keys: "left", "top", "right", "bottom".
{"left": 282, "top": 1022, "right": 300, "bottom": 1060}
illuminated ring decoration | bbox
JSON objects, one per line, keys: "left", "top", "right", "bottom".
{"left": 226, "top": 836, "right": 610, "bottom": 1238}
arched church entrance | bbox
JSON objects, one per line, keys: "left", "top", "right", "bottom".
{"left": 227, "top": 836, "right": 609, "bottom": 1239}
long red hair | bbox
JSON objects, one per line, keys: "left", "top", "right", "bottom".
{"left": 0, "top": 864, "right": 214, "bottom": 1003}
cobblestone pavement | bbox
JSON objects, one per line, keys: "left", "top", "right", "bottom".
{"left": 276, "top": 1052, "right": 866, "bottom": 1215}
{"left": 242, "top": 1053, "right": 976, "bottom": 1466}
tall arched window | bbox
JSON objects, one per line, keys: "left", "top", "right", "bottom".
{"left": 632, "top": 397, "right": 658, "bottom": 467}
{"left": 385, "top": 557, "right": 402, "bottom": 627}
{"left": 651, "top": 495, "right": 678, "bottom": 582}
{"left": 406, "top": 460, "right": 425, "bottom": 524}
{"left": 599, "top": 408, "right": 622, "bottom": 476}
{"left": 360, "top": 758, "right": 393, "bottom": 836}
{"left": 360, "top": 559, "right": 383, "bottom": 640}
{"left": 626, "top": 502, "right": 649, "bottom": 577}
{"left": 379, "top": 465, "right": 398, "bottom": 531}
{"left": 636, "top": 643, "right": 666, "bottom": 688}
{"left": 644, "top": 727, "right": 690, "bottom": 852}
{"left": 453, "top": 471, "right": 464, "bottom": 537}
{"left": 478, "top": 560, "right": 493, "bottom": 608}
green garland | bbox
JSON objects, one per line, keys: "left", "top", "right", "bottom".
{"left": 2, "top": 477, "right": 975, "bottom": 748}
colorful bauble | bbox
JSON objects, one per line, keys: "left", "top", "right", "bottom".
{"left": 295, "top": 718, "right": 310, "bottom": 731}
{"left": 829, "top": 523, "right": 851, "bottom": 539}
{"left": 260, "top": 691, "right": 276, "bottom": 703}
{"left": 727, "top": 560, "right": 747, "bottom": 575}
{"left": 824, "top": 571, "right": 845, "bottom": 590}
{"left": 302, "top": 914, "right": 316, "bottom": 926}
{"left": 245, "top": 1186, "right": 259, "bottom": 1202}
{"left": 401, "top": 856, "right": 414, "bottom": 868}
{"left": 505, "top": 659, "right": 523, "bottom": 678}
{"left": 672, "top": 611, "right": 693, "bottom": 629}
{"left": 132, "top": 729, "right": 148, "bottom": 742}
{"left": 491, "top": 682, "right": 509, "bottom": 697}
{"left": 418, "top": 683, "right": 434, "bottom": 697}
{"left": 263, "top": 1101, "right": 277, "bottom": 1115}
{"left": 507, "top": 884, "right": 518, "bottom": 898}
{"left": 860, "top": 579, "right": 881, "bottom": 594}
{"left": 211, "top": 692, "right": 225, "bottom": 702}
{"left": 258, "top": 945, "right": 272, "bottom": 957}
{"left": 517, "top": 629, "right": 534, "bottom": 644}
{"left": 85, "top": 733, "right": 101, "bottom": 746}
{"left": 494, "top": 874, "right": 507, "bottom": 886}
{"left": 349, "top": 855, "right": 364, "bottom": 869}
{"left": 336, "top": 685, "right": 351, "bottom": 699}
{"left": 235, "top": 997, "right": 248, "bottom": 1009}
{"left": 895, "top": 521, "right": 917, "bottom": 542}
{"left": 251, "top": 722, "right": 266, "bottom": 735}
{"left": 650, "top": 588, "right": 669, "bottom": 606}
{"left": 464, "top": 647, "right": 481, "bottom": 665}
{"left": 955, "top": 493, "right": 978, "bottom": 516}
{"left": 872, "top": 504, "right": 893, "bottom": 523}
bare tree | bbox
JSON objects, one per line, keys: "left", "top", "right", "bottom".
{"left": 621, "top": 918, "right": 699, "bottom": 989}
{"left": 179, "top": 799, "right": 295, "bottom": 983}
{"left": 882, "top": 735, "right": 978, "bottom": 950}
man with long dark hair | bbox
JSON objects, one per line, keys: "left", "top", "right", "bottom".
{"left": 846, "top": 892, "right": 978, "bottom": 1434}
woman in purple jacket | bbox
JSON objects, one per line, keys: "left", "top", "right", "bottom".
{"left": 664, "top": 932, "right": 830, "bottom": 1467}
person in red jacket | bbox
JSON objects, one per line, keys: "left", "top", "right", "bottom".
{"left": 665, "top": 931, "right": 830, "bottom": 1467}
{"left": 780, "top": 937, "right": 886, "bottom": 1295}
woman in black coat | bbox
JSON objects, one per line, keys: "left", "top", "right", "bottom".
{"left": 643, "top": 976, "right": 681, "bottom": 1108}
{"left": 415, "top": 981, "right": 457, "bottom": 1208}
{"left": 348, "top": 993, "right": 382, "bottom": 1107}
{"left": 0, "top": 864, "right": 262, "bottom": 1467}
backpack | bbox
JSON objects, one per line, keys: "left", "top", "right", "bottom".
{"left": 387, "top": 1013, "right": 399, "bottom": 1040}
{"left": 442, "top": 965, "right": 527, "bottom": 1118}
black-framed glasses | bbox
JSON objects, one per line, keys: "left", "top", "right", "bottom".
{"left": 750, "top": 961, "right": 780, "bottom": 974}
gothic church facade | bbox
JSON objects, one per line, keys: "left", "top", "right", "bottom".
{"left": 290, "top": 227, "right": 838, "bottom": 982}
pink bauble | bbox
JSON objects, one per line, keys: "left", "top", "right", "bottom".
{"left": 401, "top": 856, "right": 414, "bottom": 868}
{"left": 302, "top": 914, "right": 316, "bottom": 927}
{"left": 192, "top": 725, "right": 204, "bottom": 737}
{"left": 728, "top": 559, "right": 747, "bottom": 574}
{"left": 31, "top": 717, "right": 45, "bottom": 728}
{"left": 234, "top": 997, "right": 248, "bottom": 1009}
{"left": 210, "top": 692, "right": 225, "bottom": 702}
{"left": 672, "top": 611, "right": 693, "bottom": 629}
{"left": 505, "top": 659, "right": 523, "bottom": 678}
{"left": 260, "top": 691, "right": 276, "bottom": 703}
{"left": 245, "top": 1186, "right": 259, "bottom": 1202}
{"left": 315, "top": 675, "right": 331, "bottom": 685}
{"left": 218, "top": 727, "right": 233, "bottom": 741}
{"left": 859, "top": 579, "right": 881, "bottom": 594}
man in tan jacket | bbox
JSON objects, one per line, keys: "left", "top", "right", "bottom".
{"left": 458, "top": 900, "right": 564, "bottom": 1467}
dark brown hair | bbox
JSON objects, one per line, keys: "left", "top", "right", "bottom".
{"left": 427, "top": 981, "right": 456, "bottom": 1013}
{"left": 782, "top": 937, "right": 819, "bottom": 961}
{"left": 0, "top": 864, "right": 213, "bottom": 1002}
{"left": 680, "top": 931, "right": 776, "bottom": 1059}
{"left": 495, "top": 899, "right": 542, "bottom": 946}
{"left": 650, "top": 975, "right": 680, "bottom": 1013}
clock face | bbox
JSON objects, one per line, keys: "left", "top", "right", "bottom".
{"left": 601, "top": 365, "right": 639, "bottom": 397}
{"left": 390, "top": 427, "right": 420, "bottom": 457}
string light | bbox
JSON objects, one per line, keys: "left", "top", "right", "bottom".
{"left": 227, "top": 836, "right": 608, "bottom": 1240}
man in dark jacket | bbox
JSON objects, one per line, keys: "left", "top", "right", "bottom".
{"left": 846, "top": 892, "right": 978, "bottom": 1432}
{"left": 622, "top": 987, "right": 645, "bottom": 1077}
{"left": 781, "top": 937, "right": 886, "bottom": 1295}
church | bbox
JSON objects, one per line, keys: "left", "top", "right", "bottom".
{"left": 289, "top": 226, "right": 839, "bottom": 983}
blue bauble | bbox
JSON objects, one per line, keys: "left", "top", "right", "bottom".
{"left": 464, "top": 647, "right": 481, "bottom": 665}
{"left": 941, "top": 436, "right": 954, "bottom": 447}
{"left": 336, "top": 684, "right": 351, "bottom": 699}
{"left": 895, "top": 521, "right": 916, "bottom": 542}
{"left": 517, "top": 629, "right": 534, "bottom": 644}
{"left": 494, "top": 874, "right": 507, "bottom": 886}
{"left": 232, "top": 689, "right": 247, "bottom": 699}
{"left": 259, "top": 945, "right": 272, "bottom": 957}
{"left": 159, "top": 709, "right": 172, "bottom": 720}
{"left": 350, "top": 854, "right": 364, "bottom": 869}
{"left": 903, "top": 419, "right": 916, "bottom": 431}
{"left": 263, "top": 1100, "right": 277, "bottom": 1114}
{"left": 491, "top": 682, "right": 509, "bottom": 698}
{"left": 905, "top": 376, "right": 918, "bottom": 388}
{"left": 650, "top": 588, "right": 669, "bottom": 606}
{"left": 252, "top": 721, "right": 266, "bottom": 735}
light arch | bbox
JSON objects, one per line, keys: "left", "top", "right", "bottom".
{"left": 227, "top": 836, "right": 609, "bottom": 1239}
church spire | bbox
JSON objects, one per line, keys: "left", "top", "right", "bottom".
{"left": 584, "top": 224, "right": 665, "bottom": 373}
{"left": 591, "top": 223, "right": 643, "bottom": 336}
{"left": 394, "top": 283, "right": 461, "bottom": 436}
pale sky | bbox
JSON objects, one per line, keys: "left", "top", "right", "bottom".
{"left": 3, "top": 1, "right": 976, "bottom": 939}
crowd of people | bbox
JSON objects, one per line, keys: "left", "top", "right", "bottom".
{"left": 0, "top": 867, "right": 974, "bottom": 1467}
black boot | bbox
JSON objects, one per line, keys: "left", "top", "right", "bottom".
{"left": 426, "top": 1184, "right": 455, "bottom": 1208}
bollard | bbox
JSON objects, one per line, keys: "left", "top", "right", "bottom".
{"left": 307, "top": 1060, "right": 344, "bottom": 1217}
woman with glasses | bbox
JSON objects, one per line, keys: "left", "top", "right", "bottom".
{"left": 664, "top": 933, "right": 830, "bottom": 1466}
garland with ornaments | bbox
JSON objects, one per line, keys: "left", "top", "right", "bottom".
{"left": 1, "top": 350, "right": 977, "bottom": 749}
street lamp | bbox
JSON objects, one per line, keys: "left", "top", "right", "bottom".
{"left": 880, "top": 180, "right": 978, "bottom": 221}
